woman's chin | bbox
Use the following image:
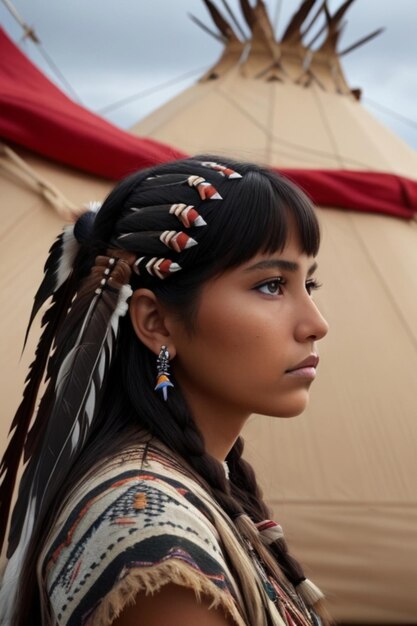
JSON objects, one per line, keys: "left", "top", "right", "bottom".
{"left": 259, "top": 391, "right": 311, "bottom": 418}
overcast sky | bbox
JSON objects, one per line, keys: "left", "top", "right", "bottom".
{"left": 2, "top": 0, "right": 417, "bottom": 151}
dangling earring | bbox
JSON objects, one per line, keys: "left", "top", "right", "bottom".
{"left": 155, "top": 345, "right": 174, "bottom": 401}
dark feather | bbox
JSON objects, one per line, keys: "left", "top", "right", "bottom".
{"left": 114, "top": 231, "right": 171, "bottom": 256}
{"left": 6, "top": 264, "right": 131, "bottom": 558}
{"left": 23, "top": 225, "right": 79, "bottom": 350}
{"left": 282, "top": 0, "right": 317, "bottom": 43}
{"left": 202, "top": 0, "right": 236, "bottom": 39}
{"left": 239, "top": 0, "right": 256, "bottom": 29}
{"left": 23, "top": 276, "right": 77, "bottom": 462}
{"left": 121, "top": 205, "right": 180, "bottom": 232}
{"left": 0, "top": 276, "right": 76, "bottom": 555}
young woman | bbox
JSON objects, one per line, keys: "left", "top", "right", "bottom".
{"left": 0, "top": 156, "right": 329, "bottom": 626}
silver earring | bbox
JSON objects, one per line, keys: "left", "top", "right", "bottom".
{"left": 154, "top": 345, "right": 174, "bottom": 401}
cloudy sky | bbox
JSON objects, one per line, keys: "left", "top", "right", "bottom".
{"left": 2, "top": 0, "right": 417, "bottom": 151}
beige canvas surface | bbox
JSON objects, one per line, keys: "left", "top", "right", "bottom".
{"left": 2, "top": 3, "right": 417, "bottom": 621}
{"left": 131, "top": 35, "right": 417, "bottom": 623}
{"left": 0, "top": 149, "right": 111, "bottom": 425}
{"left": 132, "top": 70, "right": 417, "bottom": 176}
{"left": 244, "top": 208, "right": 417, "bottom": 623}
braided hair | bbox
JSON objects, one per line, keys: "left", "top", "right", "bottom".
{"left": 0, "top": 156, "right": 328, "bottom": 625}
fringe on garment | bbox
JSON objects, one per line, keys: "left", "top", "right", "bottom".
{"left": 85, "top": 559, "right": 248, "bottom": 626}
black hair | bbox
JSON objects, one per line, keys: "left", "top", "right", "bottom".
{"left": 10, "top": 155, "right": 324, "bottom": 625}
{"left": 95, "top": 155, "right": 319, "bottom": 322}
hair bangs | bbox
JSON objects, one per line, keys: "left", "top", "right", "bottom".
{"left": 267, "top": 172, "right": 320, "bottom": 258}
{"left": 189, "top": 167, "right": 320, "bottom": 276}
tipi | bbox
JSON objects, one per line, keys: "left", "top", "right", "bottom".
{"left": 132, "top": 1, "right": 417, "bottom": 623}
{"left": 1, "top": 1, "right": 417, "bottom": 623}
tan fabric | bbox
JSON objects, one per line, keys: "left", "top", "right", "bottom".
{"left": 243, "top": 207, "right": 417, "bottom": 623}
{"left": 0, "top": 147, "right": 110, "bottom": 429}
{"left": 131, "top": 71, "right": 417, "bottom": 176}
{"left": 130, "top": 43, "right": 417, "bottom": 624}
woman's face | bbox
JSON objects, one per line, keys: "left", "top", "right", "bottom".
{"left": 170, "top": 228, "right": 329, "bottom": 422}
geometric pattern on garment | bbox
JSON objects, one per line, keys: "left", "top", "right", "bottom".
{"left": 40, "top": 466, "right": 241, "bottom": 626}
{"left": 38, "top": 447, "right": 315, "bottom": 626}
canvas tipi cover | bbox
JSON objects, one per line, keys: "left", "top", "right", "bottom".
{"left": 131, "top": 2, "right": 417, "bottom": 623}
{"left": 1, "top": 1, "right": 417, "bottom": 622}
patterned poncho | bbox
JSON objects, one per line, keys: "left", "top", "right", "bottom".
{"left": 37, "top": 443, "right": 318, "bottom": 626}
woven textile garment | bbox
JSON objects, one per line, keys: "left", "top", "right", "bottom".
{"left": 37, "top": 443, "right": 317, "bottom": 626}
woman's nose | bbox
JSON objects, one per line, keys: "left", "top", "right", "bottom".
{"left": 296, "top": 299, "right": 329, "bottom": 342}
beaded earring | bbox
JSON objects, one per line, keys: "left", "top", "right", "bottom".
{"left": 155, "top": 345, "right": 174, "bottom": 401}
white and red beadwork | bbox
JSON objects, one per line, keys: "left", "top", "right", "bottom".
{"left": 187, "top": 175, "right": 222, "bottom": 200}
{"left": 169, "top": 204, "right": 207, "bottom": 228}
{"left": 255, "top": 519, "right": 284, "bottom": 544}
{"left": 133, "top": 256, "right": 181, "bottom": 280}
{"left": 200, "top": 161, "right": 242, "bottom": 179}
{"left": 160, "top": 230, "right": 198, "bottom": 253}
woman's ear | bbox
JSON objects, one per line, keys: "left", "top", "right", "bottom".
{"left": 129, "top": 288, "right": 177, "bottom": 358}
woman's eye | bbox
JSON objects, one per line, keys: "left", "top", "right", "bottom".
{"left": 256, "top": 278, "right": 284, "bottom": 296}
{"left": 306, "top": 279, "right": 322, "bottom": 295}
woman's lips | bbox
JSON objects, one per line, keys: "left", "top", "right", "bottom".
{"left": 285, "top": 355, "right": 319, "bottom": 379}
{"left": 285, "top": 366, "right": 317, "bottom": 379}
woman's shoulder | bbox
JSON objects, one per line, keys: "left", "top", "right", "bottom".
{"left": 39, "top": 444, "right": 245, "bottom": 626}
{"left": 44, "top": 443, "right": 218, "bottom": 545}
{"left": 43, "top": 443, "right": 220, "bottom": 565}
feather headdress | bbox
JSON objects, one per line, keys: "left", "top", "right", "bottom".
{"left": 0, "top": 214, "right": 133, "bottom": 623}
{"left": 0, "top": 223, "right": 81, "bottom": 556}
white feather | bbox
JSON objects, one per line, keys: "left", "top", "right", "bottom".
{"left": 297, "top": 578, "right": 325, "bottom": 605}
{"left": 84, "top": 384, "right": 95, "bottom": 428}
{"left": 98, "top": 347, "right": 106, "bottom": 383}
{"left": 113, "top": 285, "right": 132, "bottom": 319}
{"left": 3, "top": 281, "right": 134, "bottom": 617}
{"left": 55, "top": 224, "right": 79, "bottom": 289}
{"left": 71, "top": 420, "right": 80, "bottom": 449}
{"left": 83, "top": 200, "right": 102, "bottom": 213}
{"left": 0, "top": 496, "right": 37, "bottom": 625}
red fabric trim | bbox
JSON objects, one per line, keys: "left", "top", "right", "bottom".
{"left": 279, "top": 168, "right": 417, "bottom": 220}
{"left": 0, "top": 28, "right": 184, "bottom": 179}
{"left": 1, "top": 28, "right": 417, "bottom": 220}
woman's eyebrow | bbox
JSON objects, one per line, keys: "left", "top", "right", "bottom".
{"left": 245, "top": 259, "right": 318, "bottom": 276}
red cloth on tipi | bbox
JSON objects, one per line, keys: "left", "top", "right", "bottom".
{"left": 1, "top": 27, "right": 416, "bottom": 219}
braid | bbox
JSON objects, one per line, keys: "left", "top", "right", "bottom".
{"left": 227, "top": 436, "right": 270, "bottom": 520}
{"left": 228, "top": 437, "right": 306, "bottom": 579}
{"left": 122, "top": 326, "right": 244, "bottom": 521}
{"left": 227, "top": 438, "right": 330, "bottom": 623}
{"left": 101, "top": 160, "right": 327, "bottom": 612}
{"left": 121, "top": 313, "right": 319, "bottom": 617}
{"left": 76, "top": 161, "right": 243, "bottom": 527}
